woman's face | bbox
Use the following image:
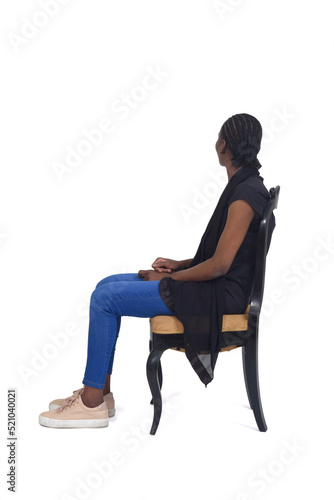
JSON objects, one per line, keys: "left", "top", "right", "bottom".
{"left": 215, "top": 134, "right": 225, "bottom": 165}
{"left": 215, "top": 134, "right": 221, "bottom": 154}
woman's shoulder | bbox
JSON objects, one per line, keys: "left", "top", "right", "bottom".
{"left": 229, "top": 174, "right": 270, "bottom": 217}
{"left": 233, "top": 174, "right": 269, "bottom": 198}
{"left": 240, "top": 173, "right": 267, "bottom": 189}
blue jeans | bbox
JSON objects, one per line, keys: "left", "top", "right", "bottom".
{"left": 82, "top": 273, "right": 174, "bottom": 389}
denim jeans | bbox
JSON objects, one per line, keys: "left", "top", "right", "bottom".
{"left": 82, "top": 273, "right": 174, "bottom": 389}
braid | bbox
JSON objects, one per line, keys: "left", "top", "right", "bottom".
{"left": 220, "top": 113, "right": 262, "bottom": 169}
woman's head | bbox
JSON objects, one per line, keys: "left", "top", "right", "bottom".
{"left": 216, "top": 113, "right": 262, "bottom": 169}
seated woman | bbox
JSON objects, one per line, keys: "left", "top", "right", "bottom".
{"left": 39, "top": 113, "right": 275, "bottom": 428}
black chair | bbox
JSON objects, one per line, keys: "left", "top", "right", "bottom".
{"left": 147, "top": 186, "right": 280, "bottom": 435}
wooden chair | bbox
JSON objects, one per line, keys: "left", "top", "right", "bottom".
{"left": 147, "top": 186, "right": 280, "bottom": 435}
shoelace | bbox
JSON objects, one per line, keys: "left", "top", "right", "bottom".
{"left": 55, "top": 388, "right": 83, "bottom": 414}
{"left": 65, "top": 388, "right": 83, "bottom": 402}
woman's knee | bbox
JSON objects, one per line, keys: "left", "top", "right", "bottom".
{"left": 90, "top": 286, "right": 114, "bottom": 313}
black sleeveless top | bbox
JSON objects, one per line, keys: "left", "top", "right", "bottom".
{"left": 158, "top": 168, "right": 275, "bottom": 386}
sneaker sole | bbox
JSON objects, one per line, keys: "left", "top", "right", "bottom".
{"left": 49, "top": 403, "right": 115, "bottom": 418}
{"left": 39, "top": 415, "right": 109, "bottom": 428}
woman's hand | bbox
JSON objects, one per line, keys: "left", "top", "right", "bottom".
{"left": 138, "top": 269, "right": 173, "bottom": 281}
{"left": 151, "top": 257, "right": 180, "bottom": 273}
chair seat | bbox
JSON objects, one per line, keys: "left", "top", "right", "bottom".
{"left": 150, "top": 305, "right": 250, "bottom": 334}
{"left": 149, "top": 306, "right": 250, "bottom": 353}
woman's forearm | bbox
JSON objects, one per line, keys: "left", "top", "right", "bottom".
{"left": 178, "top": 258, "right": 193, "bottom": 269}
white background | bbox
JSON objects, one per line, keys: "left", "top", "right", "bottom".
{"left": 1, "top": 1, "right": 333, "bottom": 499}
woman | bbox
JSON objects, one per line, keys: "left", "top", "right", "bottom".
{"left": 39, "top": 113, "right": 275, "bottom": 428}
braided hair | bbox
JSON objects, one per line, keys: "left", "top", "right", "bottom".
{"left": 219, "top": 113, "right": 262, "bottom": 169}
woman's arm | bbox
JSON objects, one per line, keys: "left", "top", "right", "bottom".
{"left": 178, "top": 258, "right": 193, "bottom": 269}
{"left": 151, "top": 257, "right": 193, "bottom": 273}
{"left": 168, "top": 200, "right": 257, "bottom": 282}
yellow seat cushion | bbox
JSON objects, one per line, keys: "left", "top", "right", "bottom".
{"left": 150, "top": 306, "right": 250, "bottom": 354}
{"left": 149, "top": 305, "right": 250, "bottom": 334}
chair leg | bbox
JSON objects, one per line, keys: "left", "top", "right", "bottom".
{"left": 149, "top": 341, "right": 163, "bottom": 405}
{"left": 146, "top": 348, "right": 165, "bottom": 435}
{"left": 242, "top": 344, "right": 253, "bottom": 410}
{"left": 158, "top": 360, "right": 163, "bottom": 391}
{"left": 242, "top": 336, "right": 267, "bottom": 432}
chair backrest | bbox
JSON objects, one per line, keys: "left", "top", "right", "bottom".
{"left": 248, "top": 186, "right": 280, "bottom": 328}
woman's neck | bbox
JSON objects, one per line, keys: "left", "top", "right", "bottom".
{"left": 226, "top": 164, "right": 243, "bottom": 181}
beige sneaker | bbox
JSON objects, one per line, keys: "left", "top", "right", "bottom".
{"left": 39, "top": 392, "right": 109, "bottom": 428}
{"left": 49, "top": 388, "right": 115, "bottom": 418}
